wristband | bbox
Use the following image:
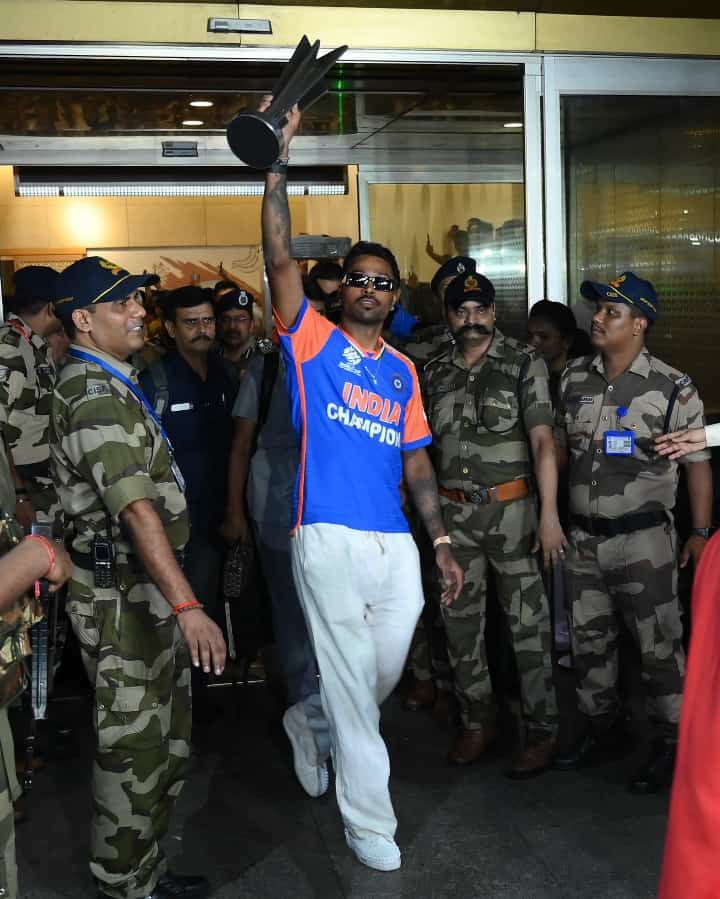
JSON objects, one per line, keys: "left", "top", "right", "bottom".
{"left": 24, "top": 534, "right": 56, "bottom": 577}
{"left": 433, "top": 536, "right": 452, "bottom": 549}
{"left": 269, "top": 157, "right": 289, "bottom": 174}
{"left": 172, "top": 600, "right": 204, "bottom": 616}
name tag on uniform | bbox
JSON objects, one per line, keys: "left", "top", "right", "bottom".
{"left": 170, "top": 402, "right": 194, "bottom": 412}
{"left": 604, "top": 430, "right": 634, "bottom": 456}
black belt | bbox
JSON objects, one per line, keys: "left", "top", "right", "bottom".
{"left": 70, "top": 549, "right": 185, "bottom": 572}
{"left": 571, "top": 511, "right": 668, "bottom": 538}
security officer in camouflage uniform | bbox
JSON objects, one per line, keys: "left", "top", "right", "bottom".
{"left": 402, "top": 257, "right": 476, "bottom": 714}
{"left": 423, "top": 272, "right": 563, "bottom": 777}
{"left": 0, "top": 266, "right": 63, "bottom": 536}
{"left": 553, "top": 272, "right": 712, "bottom": 794}
{"left": 50, "top": 257, "right": 226, "bottom": 899}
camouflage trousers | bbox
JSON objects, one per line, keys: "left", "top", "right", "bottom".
{"left": 67, "top": 565, "right": 192, "bottom": 899}
{"left": 566, "top": 520, "right": 684, "bottom": 737}
{"left": 0, "top": 708, "right": 20, "bottom": 899}
{"left": 440, "top": 495, "right": 557, "bottom": 737}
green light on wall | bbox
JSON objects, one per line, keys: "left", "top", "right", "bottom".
{"left": 334, "top": 69, "right": 346, "bottom": 135}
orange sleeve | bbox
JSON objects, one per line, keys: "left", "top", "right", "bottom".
{"left": 273, "top": 298, "right": 335, "bottom": 364}
{"left": 402, "top": 362, "right": 432, "bottom": 449}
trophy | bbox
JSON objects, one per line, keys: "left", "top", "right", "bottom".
{"left": 226, "top": 35, "right": 348, "bottom": 170}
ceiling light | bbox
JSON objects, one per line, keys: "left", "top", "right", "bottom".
{"left": 503, "top": 122, "right": 523, "bottom": 129}
{"left": 17, "top": 183, "right": 346, "bottom": 198}
{"left": 181, "top": 119, "right": 204, "bottom": 127}
{"left": 683, "top": 209, "right": 689, "bottom": 214}
{"left": 15, "top": 164, "right": 347, "bottom": 199}
{"left": 190, "top": 100, "right": 214, "bottom": 108}
{"left": 16, "top": 184, "right": 60, "bottom": 197}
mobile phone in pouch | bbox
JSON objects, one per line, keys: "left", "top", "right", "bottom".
{"left": 91, "top": 535, "right": 115, "bottom": 588}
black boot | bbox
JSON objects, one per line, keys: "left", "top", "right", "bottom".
{"left": 553, "top": 720, "right": 632, "bottom": 771}
{"left": 627, "top": 737, "right": 676, "bottom": 795}
{"left": 154, "top": 873, "right": 210, "bottom": 898}
{"left": 101, "top": 872, "right": 210, "bottom": 899}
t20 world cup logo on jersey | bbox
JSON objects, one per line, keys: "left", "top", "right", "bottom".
{"left": 339, "top": 345, "right": 362, "bottom": 376}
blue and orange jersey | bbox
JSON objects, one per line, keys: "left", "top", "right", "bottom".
{"left": 276, "top": 298, "right": 431, "bottom": 533}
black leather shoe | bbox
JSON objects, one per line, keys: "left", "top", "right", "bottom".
{"left": 100, "top": 872, "right": 211, "bottom": 899}
{"left": 627, "top": 738, "right": 676, "bottom": 795}
{"left": 553, "top": 723, "right": 632, "bottom": 771}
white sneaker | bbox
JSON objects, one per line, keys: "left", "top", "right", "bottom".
{"left": 345, "top": 828, "right": 401, "bottom": 871}
{"left": 283, "top": 703, "right": 329, "bottom": 798}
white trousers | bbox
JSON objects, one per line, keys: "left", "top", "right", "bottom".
{"left": 291, "top": 523, "right": 424, "bottom": 839}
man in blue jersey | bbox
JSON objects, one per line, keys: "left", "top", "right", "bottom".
{"left": 260, "top": 99, "right": 464, "bottom": 873}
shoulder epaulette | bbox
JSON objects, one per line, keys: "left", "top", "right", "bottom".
{"left": 422, "top": 347, "right": 452, "bottom": 372}
{"left": 0, "top": 327, "right": 21, "bottom": 349}
{"left": 649, "top": 354, "right": 693, "bottom": 390}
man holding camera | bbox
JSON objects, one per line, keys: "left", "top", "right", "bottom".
{"left": 50, "top": 256, "right": 226, "bottom": 899}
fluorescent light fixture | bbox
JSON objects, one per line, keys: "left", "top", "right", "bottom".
{"left": 181, "top": 119, "right": 204, "bottom": 127}
{"left": 503, "top": 122, "right": 523, "bottom": 129}
{"left": 18, "top": 183, "right": 345, "bottom": 198}
{"left": 189, "top": 100, "right": 214, "bottom": 108}
{"left": 691, "top": 239, "right": 701, "bottom": 246}
{"left": 307, "top": 184, "right": 346, "bottom": 196}
{"left": 15, "top": 165, "right": 347, "bottom": 199}
{"left": 17, "top": 184, "right": 61, "bottom": 197}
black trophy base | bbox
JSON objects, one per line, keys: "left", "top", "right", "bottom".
{"left": 227, "top": 111, "right": 282, "bottom": 171}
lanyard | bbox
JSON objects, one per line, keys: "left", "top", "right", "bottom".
{"left": 68, "top": 347, "right": 176, "bottom": 460}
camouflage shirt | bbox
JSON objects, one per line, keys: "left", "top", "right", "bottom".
{"left": 423, "top": 328, "right": 553, "bottom": 491}
{"left": 0, "top": 313, "right": 55, "bottom": 468}
{"left": 402, "top": 323, "right": 453, "bottom": 370}
{"left": 50, "top": 345, "right": 189, "bottom": 556}
{"left": 554, "top": 349, "right": 710, "bottom": 519}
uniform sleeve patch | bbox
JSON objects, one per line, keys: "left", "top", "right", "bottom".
{"left": 676, "top": 374, "right": 692, "bottom": 388}
{"left": 86, "top": 382, "right": 112, "bottom": 399}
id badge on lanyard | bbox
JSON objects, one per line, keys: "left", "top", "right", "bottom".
{"left": 603, "top": 405, "right": 635, "bottom": 457}
{"left": 68, "top": 348, "right": 187, "bottom": 493}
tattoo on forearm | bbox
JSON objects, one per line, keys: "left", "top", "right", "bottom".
{"left": 262, "top": 174, "right": 291, "bottom": 269}
{"left": 407, "top": 474, "right": 445, "bottom": 541}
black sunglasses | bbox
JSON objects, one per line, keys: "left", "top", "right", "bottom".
{"left": 343, "top": 271, "right": 397, "bottom": 293}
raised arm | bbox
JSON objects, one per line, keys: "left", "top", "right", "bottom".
{"left": 261, "top": 100, "right": 304, "bottom": 327}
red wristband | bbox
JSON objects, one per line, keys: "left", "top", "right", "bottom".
{"left": 172, "top": 600, "right": 203, "bottom": 616}
{"left": 25, "top": 534, "right": 56, "bottom": 578}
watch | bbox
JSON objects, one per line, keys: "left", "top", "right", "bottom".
{"left": 689, "top": 527, "right": 712, "bottom": 539}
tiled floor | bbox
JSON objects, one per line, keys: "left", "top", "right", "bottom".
{"left": 17, "top": 672, "right": 667, "bottom": 899}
